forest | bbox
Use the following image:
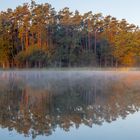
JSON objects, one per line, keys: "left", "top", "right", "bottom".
{"left": 0, "top": 0, "right": 140, "bottom": 68}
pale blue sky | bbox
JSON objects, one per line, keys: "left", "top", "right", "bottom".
{"left": 0, "top": 0, "right": 140, "bottom": 26}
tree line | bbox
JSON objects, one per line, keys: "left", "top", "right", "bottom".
{"left": 0, "top": 0, "right": 140, "bottom": 68}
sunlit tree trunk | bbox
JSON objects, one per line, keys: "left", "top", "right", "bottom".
{"left": 25, "top": 29, "right": 29, "bottom": 50}
{"left": 38, "top": 30, "right": 42, "bottom": 48}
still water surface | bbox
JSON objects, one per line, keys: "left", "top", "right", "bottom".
{"left": 0, "top": 70, "right": 140, "bottom": 140}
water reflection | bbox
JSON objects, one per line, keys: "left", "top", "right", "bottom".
{"left": 0, "top": 71, "right": 140, "bottom": 139}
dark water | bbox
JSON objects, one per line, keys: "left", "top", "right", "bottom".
{"left": 0, "top": 70, "right": 140, "bottom": 140}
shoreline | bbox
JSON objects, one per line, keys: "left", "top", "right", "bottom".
{"left": 0, "top": 67, "right": 140, "bottom": 71}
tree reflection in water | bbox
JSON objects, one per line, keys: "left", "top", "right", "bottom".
{"left": 0, "top": 71, "right": 140, "bottom": 139}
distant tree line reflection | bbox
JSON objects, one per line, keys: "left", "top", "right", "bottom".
{"left": 0, "top": 71, "right": 140, "bottom": 138}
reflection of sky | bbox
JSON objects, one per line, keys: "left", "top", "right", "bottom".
{"left": 0, "top": 0, "right": 140, "bottom": 26}
{"left": 1, "top": 111, "right": 140, "bottom": 140}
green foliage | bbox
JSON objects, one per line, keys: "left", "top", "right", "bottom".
{"left": 15, "top": 46, "right": 48, "bottom": 67}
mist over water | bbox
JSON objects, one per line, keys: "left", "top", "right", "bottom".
{"left": 0, "top": 70, "right": 140, "bottom": 140}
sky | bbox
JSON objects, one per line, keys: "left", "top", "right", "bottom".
{"left": 0, "top": 0, "right": 140, "bottom": 26}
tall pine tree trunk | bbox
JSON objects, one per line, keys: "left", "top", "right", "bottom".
{"left": 25, "top": 29, "right": 29, "bottom": 50}
{"left": 38, "top": 31, "right": 42, "bottom": 48}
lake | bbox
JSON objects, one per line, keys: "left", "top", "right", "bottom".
{"left": 0, "top": 70, "right": 140, "bottom": 140}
